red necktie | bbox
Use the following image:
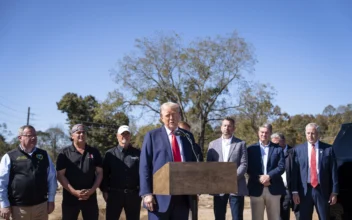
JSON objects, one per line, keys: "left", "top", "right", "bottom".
{"left": 171, "top": 133, "right": 182, "bottom": 162}
{"left": 310, "top": 144, "right": 318, "bottom": 187}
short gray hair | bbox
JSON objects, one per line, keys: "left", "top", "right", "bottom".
{"left": 18, "top": 125, "right": 36, "bottom": 136}
{"left": 160, "top": 102, "right": 180, "bottom": 115}
{"left": 305, "top": 123, "right": 320, "bottom": 133}
{"left": 271, "top": 132, "right": 285, "bottom": 140}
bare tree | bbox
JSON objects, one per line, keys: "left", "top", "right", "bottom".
{"left": 110, "top": 31, "right": 256, "bottom": 149}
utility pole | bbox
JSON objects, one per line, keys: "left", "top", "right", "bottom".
{"left": 27, "top": 107, "right": 30, "bottom": 125}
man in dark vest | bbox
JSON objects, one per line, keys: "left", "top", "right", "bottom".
{"left": 0, "top": 125, "right": 57, "bottom": 220}
{"left": 56, "top": 124, "right": 103, "bottom": 220}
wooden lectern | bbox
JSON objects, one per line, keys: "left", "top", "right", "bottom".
{"left": 153, "top": 162, "right": 238, "bottom": 195}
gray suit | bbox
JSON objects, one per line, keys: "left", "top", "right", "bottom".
{"left": 207, "top": 136, "right": 248, "bottom": 196}
{"left": 207, "top": 136, "right": 248, "bottom": 220}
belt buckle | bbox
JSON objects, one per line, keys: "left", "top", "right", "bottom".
{"left": 124, "top": 189, "right": 128, "bottom": 193}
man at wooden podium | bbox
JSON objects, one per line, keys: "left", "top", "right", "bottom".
{"left": 139, "top": 102, "right": 201, "bottom": 220}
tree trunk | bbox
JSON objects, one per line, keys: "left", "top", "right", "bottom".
{"left": 53, "top": 136, "right": 57, "bottom": 162}
{"left": 197, "top": 116, "right": 207, "bottom": 159}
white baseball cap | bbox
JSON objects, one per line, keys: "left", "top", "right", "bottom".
{"left": 117, "top": 125, "right": 130, "bottom": 134}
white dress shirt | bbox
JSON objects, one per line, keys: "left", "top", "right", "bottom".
{"left": 308, "top": 141, "right": 319, "bottom": 183}
{"left": 260, "top": 142, "right": 270, "bottom": 175}
{"left": 281, "top": 145, "right": 288, "bottom": 188}
{"left": 164, "top": 127, "right": 185, "bottom": 162}
{"left": 221, "top": 136, "right": 233, "bottom": 162}
{"left": 282, "top": 171, "right": 287, "bottom": 188}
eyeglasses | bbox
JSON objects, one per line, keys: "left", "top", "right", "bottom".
{"left": 21, "top": 134, "right": 37, "bottom": 138}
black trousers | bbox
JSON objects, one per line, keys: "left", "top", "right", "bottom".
{"left": 62, "top": 199, "right": 99, "bottom": 220}
{"left": 106, "top": 191, "right": 141, "bottom": 220}
{"left": 280, "top": 190, "right": 291, "bottom": 220}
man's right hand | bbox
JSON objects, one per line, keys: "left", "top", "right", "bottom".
{"left": 292, "top": 193, "right": 300, "bottom": 205}
{"left": 0, "top": 207, "right": 11, "bottom": 220}
{"left": 143, "top": 195, "right": 156, "bottom": 212}
{"left": 71, "top": 189, "right": 87, "bottom": 200}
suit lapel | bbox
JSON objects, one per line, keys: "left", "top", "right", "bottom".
{"left": 284, "top": 146, "right": 291, "bottom": 171}
{"left": 161, "top": 126, "right": 173, "bottom": 161}
{"left": 227, "top": 137, "right": 237, "bottom": 162}
{"left": 180, "top": 135, "right": 191, "bottom": 162}
{"left": 267, "top": 142, "right": 274, "bottom": 167}
{"left": 215, "top": 139, "right": 224, "bottom": 162}
{"left": 302, "top": 142, "right": 308, "bottom": 176}
{"left": 255, "top": 144, "right": 264, "bottom": 174}
{"left": 318, "top": 141, "right": 324, "bottom": 170}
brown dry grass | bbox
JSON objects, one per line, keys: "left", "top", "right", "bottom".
{"left": 49, "top": 189, "right": 318, "bottom": 220}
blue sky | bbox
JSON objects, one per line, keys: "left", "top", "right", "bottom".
{"left": 1, "top": 0, "right": 351, "bottom": 140}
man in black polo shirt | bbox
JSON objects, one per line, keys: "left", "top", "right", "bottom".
{"left": 101, "top": 125, "right": 141, "bottom": 220}
{"left": 56, "top": 124, "right": 103, "bottom": 220}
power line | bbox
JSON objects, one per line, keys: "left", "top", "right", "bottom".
{"left": 0, "top": 110, "right": 24, "bottom": 119}
{"left": 73, "top": 121, "right": 121, "bottom": 130}
{"left": 0, "top": 103, "right": 42, "bottom": 125}
{"left": 0, "top": 102, "right": 34, "bottom": 115}
{"left": 0, "top": 117, "right": 27, "bottom": 124}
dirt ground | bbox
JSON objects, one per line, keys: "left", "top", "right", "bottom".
{"left": 49, "top": 189, "right": 319, "bottom": 220}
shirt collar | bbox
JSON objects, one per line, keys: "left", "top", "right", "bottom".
{"left": 117, "top": 145, "right": 130, "bottom": 152}
{"left": 164, "top": 126, "right": 178, "bottom": 135}
{"left": 221, "top": 135, "right": 233, "bottom": 141}
{"left": 19, "top": 145, "right": 37, "bottom": 153}
{"left": 308, "top": 141, "right": 319, "bottom": 148}
{"left": 260, "top": 141, "right": 270, "bottom": 148}
{"left": 70, "top": 143, "right": 89, "bottom": 152}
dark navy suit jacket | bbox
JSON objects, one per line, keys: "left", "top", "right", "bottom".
{"left": 139, "top": 126, "right": 201, "bottom": 213}
{"left": 291, "top": 141, "right": 338, "bottom": 200}
{"left": 247, "top": 142, "right": 286, "bottom": 197}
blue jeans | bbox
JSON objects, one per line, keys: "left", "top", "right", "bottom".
{"left": 214, "top": 195, "right": 244, "bottom": 220}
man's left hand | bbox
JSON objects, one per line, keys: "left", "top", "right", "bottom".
{"left": 263, "top": 182, "right": 271, "bottom": 187}
{"left": 0, "top": 207, "right": 11, "bottom": 220}
{"left": 79, "top": 189, "right": 95, "bottom": 200}
{"left": 329, "top": 193, "right": 337, "bottom": 205}
{"left": 47, "top": 202, "right": 55, "bottom": 214}
{"left": 259, "top": 175, "right": 271, "bottom": 184}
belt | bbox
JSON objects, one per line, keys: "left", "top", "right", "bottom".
{"left": 108, "top": 187, "right": 139, "bottom": 193}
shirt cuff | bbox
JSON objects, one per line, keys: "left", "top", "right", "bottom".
{"left": 292, "top": 191, "right": 298, "bottom": 194}
{"left": 48, "top": 194, "right": 55, "bottom": 202}
{"left": 0, "top": 200, "right": 10, "bottom": 208}
{"left": 142, "top": 193, "right": 153, "bottom": 198}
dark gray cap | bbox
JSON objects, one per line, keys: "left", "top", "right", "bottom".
{"left": 71, "top": 124, "right": 86, "bottom": 134}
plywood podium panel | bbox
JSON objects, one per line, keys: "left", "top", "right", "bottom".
{"left": 153, "top": 162, "right": 237, "bottom": 195}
